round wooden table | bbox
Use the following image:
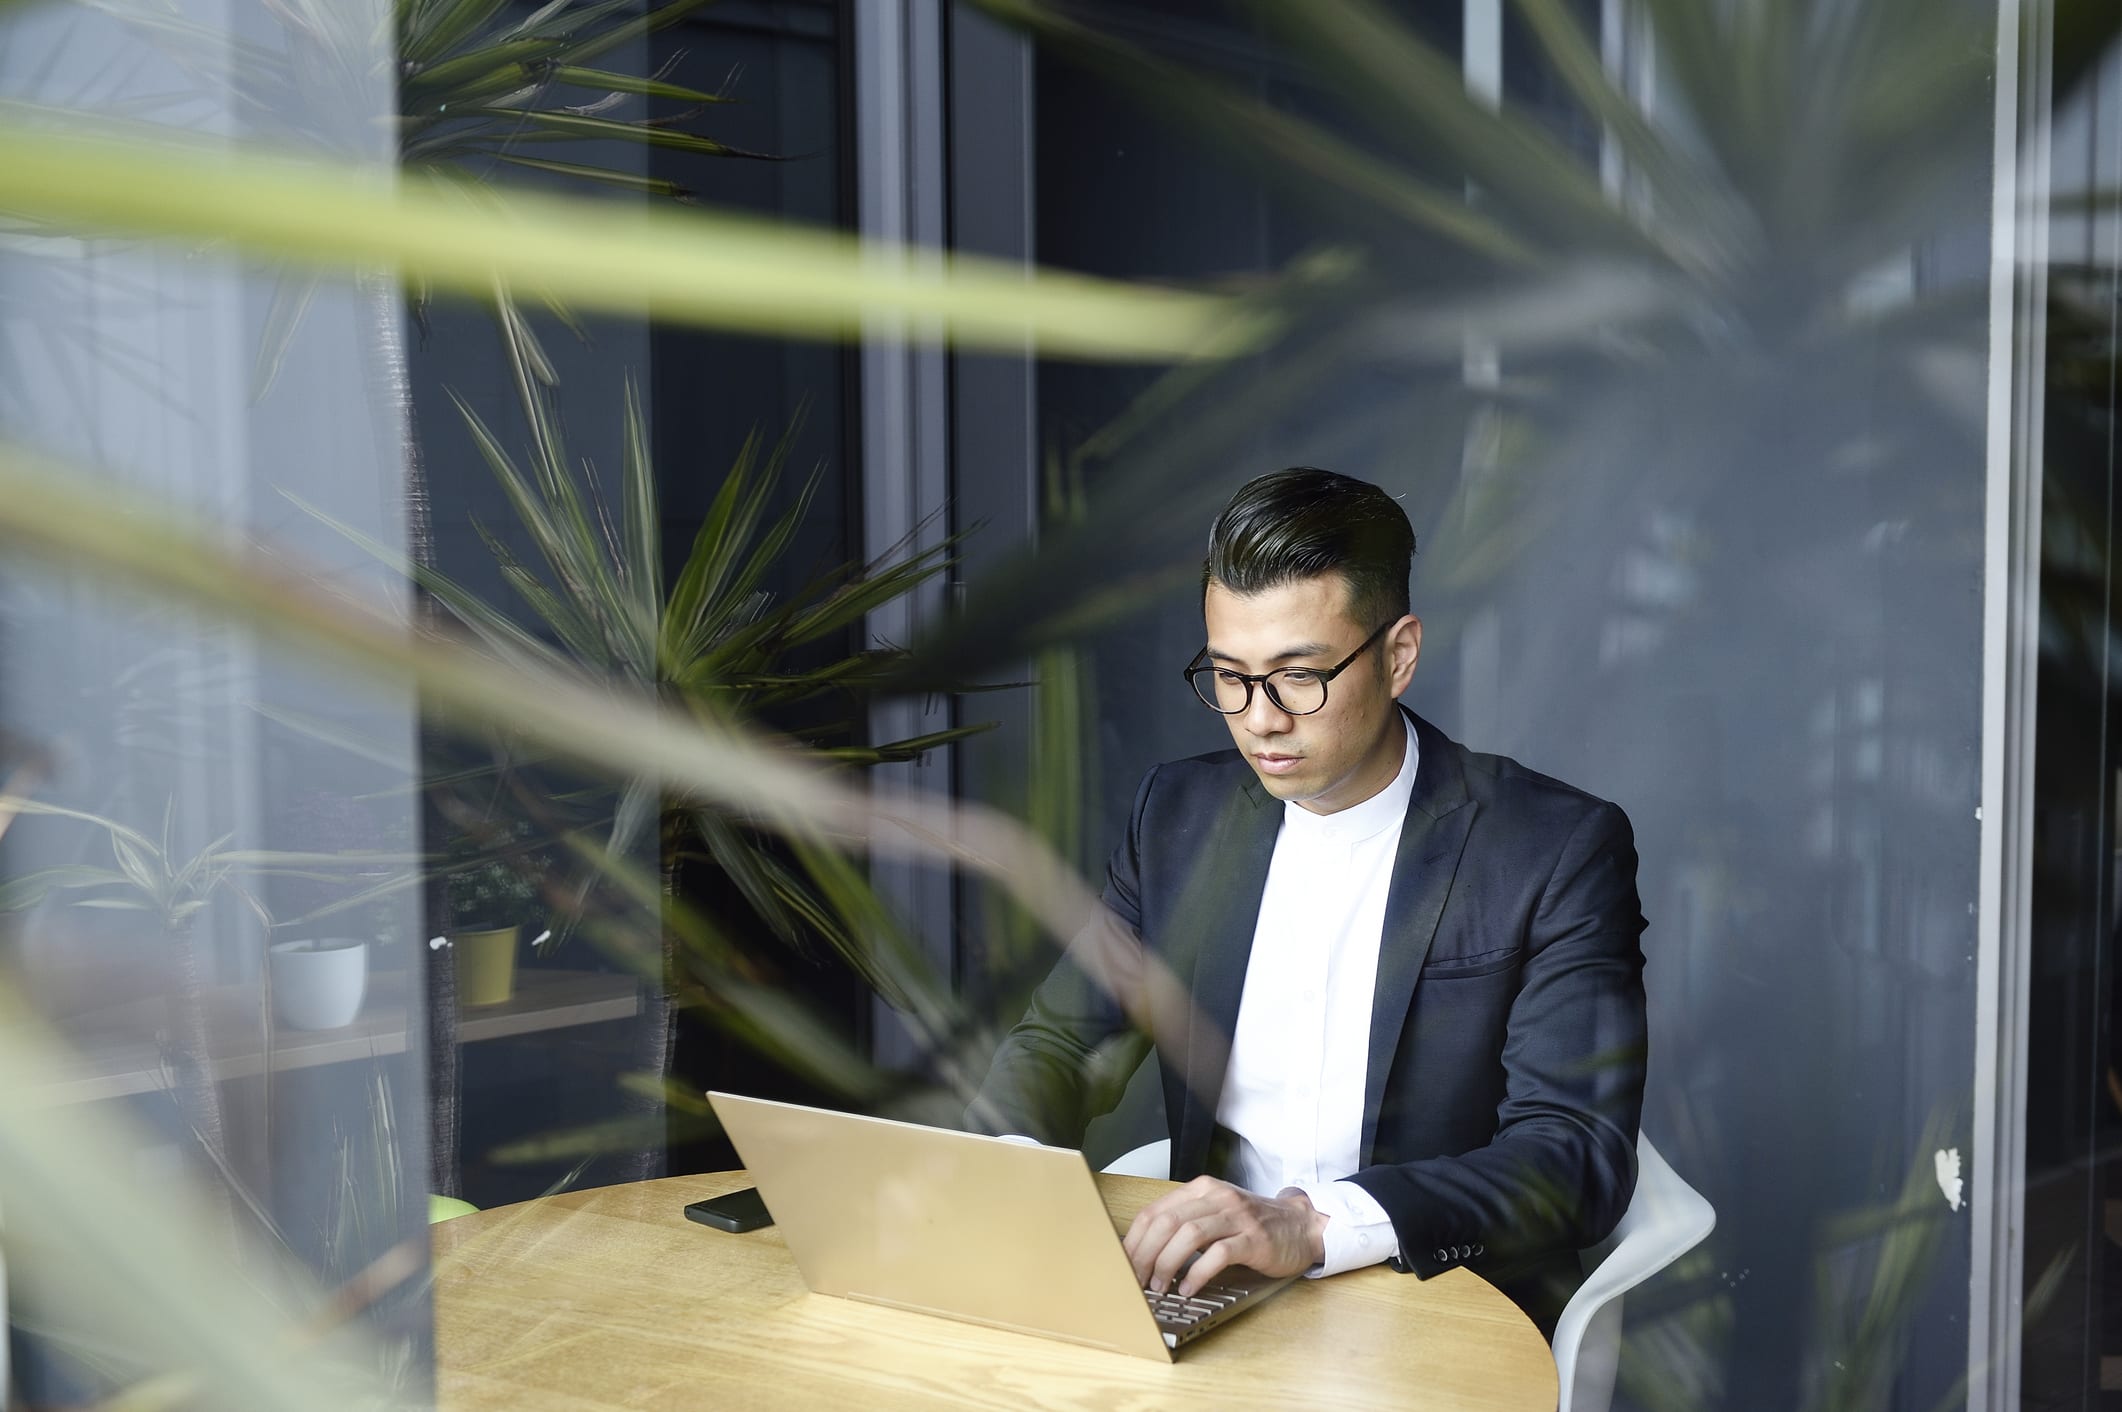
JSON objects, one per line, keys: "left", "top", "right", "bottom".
{"left": 433, "top": 1170, "right": 1559, "bottom": 1411}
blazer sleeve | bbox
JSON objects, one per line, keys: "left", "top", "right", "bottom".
{"left": 966, "top": 767, "right": 1158, "bottom": 1145}
{"left": 1347, "top": 800, "right": 1648, "bottom": 1278}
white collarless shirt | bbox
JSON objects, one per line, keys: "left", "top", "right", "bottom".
{"left": 1215, "top": 713, "right": 1417, "bottom": 1277}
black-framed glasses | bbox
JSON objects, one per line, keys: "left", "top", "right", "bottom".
{"left": 1182, "top": 619, "right": 1396, "bottom": 716}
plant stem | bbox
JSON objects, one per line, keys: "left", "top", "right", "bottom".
{"left": 167, "top": 917, "right": 233, "bottom": 1235}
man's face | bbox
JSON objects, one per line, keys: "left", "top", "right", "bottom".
{"left": 1201, "top": 574, "right": 1421, "bottom": 815}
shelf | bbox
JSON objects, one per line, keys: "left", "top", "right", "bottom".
{"left": 34, "top": 968, "right": 641, "bottom": 1106}
{"left": 455, "top": 968, "right": 642, "bottom": 1042}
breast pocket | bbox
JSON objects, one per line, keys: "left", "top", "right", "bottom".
{"left": 1418, "top": 947, "right": 1521, "bottom": 982}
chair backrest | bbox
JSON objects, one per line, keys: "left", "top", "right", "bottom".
{"left": 1553, "top": 1134, "right": 1716, "bottom": 1412}
{"left": 1101, "top": 1137, "right": 1172, "bottom": 1179}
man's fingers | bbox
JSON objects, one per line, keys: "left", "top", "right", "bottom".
{"left": 1126, "top": 1208, "right": 1191, "bottom": 1285}
{"left": 1124, "top": 1198, "right": 1185, "bottom": 1276}
{"left": 1126, "top": 1185, "right": 1322, "bottom": 1290}
{"left": 1125, "top": 1192, "right": 1218, "bottom": 1280}
{"left": 1122, "top": 1178, "right": 1265, "bottom": 1291}
{"left": 1177, "top": 1238, "right": 1240, "bottom": 1298}
{"left": 1129, "top": 1200, "right": 1241, "bottom": 1292}
{"left": 1150, "top": 1217, "right": 1218, "bottom": 1292}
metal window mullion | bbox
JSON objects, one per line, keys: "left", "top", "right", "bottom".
{"left": 1971, "top": 0, "right": 2051, "bottom": 1406}
{"left": 857, "top": 0, "right": 954, "bottom": 1071}
{"left": 1600, "top": 0, "right": 1655, "bottom": 205}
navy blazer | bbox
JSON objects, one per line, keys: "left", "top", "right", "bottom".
{"left": 974, "top": 706, "right": 1648, "bottom": 1319}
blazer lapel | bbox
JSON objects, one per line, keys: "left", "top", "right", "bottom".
{"left": 1361, "top": 709, "right": 1476, "bottom": 1165}
{"left": 1170, "top": 770, "right": 1282, "bottom": 1175}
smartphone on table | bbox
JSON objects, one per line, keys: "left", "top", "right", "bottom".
{"left": 684, "top": 1186, "right": 774, "bottom": 1233}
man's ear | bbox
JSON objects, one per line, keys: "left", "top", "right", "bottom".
{"left": 1387, "top": 614, "right": 1422, "bottom": 693}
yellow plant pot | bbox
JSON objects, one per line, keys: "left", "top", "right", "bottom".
{"left": 454, "top": 926, "right": 519, "bottom": 1007}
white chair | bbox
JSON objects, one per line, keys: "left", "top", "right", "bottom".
{"left": 1554, "top": 1134, "right": 1716, "bottom": 1412}
{"left": 1101, "top": 1137, "right": 1172, "bottom": 1178}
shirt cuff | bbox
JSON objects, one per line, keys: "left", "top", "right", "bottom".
{"left": 995, "top": 1134, "right": 1044, "bottom": 1146}
{"left": 1287, "top": 1180, "right": 1400, "bottom": 1278}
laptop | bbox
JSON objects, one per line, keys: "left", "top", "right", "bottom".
{"left": 706, "top": 1091, "right": 1295, "bottom": 1362}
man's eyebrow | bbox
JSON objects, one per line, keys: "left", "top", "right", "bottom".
{"left": 1203, "top": 641, "right": 1335, "bottom": 665}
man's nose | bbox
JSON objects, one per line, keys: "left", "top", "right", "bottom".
{"left": 1243, "top": 683, "right": 1293, "bottom": 735}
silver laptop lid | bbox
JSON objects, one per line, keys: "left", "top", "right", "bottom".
{"left": 707, "top": 1091, "right": 1172, "bottom": 1361}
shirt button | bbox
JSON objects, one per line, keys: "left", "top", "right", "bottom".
{"left": 1358, "top": 1233, "right": 1373, "bottom": 1250}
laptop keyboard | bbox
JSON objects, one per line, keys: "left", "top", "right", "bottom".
{"left": 1143, "top": 1280, "right": 1254, "bottom": 1341}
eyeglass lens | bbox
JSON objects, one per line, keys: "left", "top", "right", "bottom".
{"left": 1192, "top": 669, "right": 1328, "bottom": 715}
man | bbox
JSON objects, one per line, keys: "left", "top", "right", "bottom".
{"left": 973, "top": 467, "right": 1647, "bottom": 1334}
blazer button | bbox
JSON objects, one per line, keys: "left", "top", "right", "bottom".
{"left": 1433, "top": 1248, "right": 1449, "bottom": 1263}
{"left": 1473, "top": 1243, "right": 1485, "bottom": 1256}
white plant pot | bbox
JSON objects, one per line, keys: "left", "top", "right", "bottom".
{"left": 269, "top": 938, "right": 369, "bottom": 1031}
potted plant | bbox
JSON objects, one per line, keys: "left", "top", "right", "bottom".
{"left": 440, "top": 824, "right": 548, "bottom": 1007}
{"left": 0, "top": 797, "right": 305, "bottom": 1160}
{"left": 305, "top": 314, "right": 991, "bottom": 1178}
{"left": 265, "top": 935, "right": 370, "bottom": 1031}
{"left": 266, "top": 791, "right": 419, "bottom": 1032}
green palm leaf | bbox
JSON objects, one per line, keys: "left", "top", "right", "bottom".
{"left": 1, "top": 796, "right": 161, "bottom": 853}
{"left": 399, "top": 0, "right": 513, "bottom": 65}
{"left": 770, "top": 541, "right": 960, "bottom": 652}
{"left": 250, "top": 269, "right": 324, "bottom": 402}
{"left": 662, "top": 428, "right": 780, "bottom": 658}
{"left": 400, "top": 37, "right": 562, "bottom": 98}
{"left": 461, "top": 107, "right": 771, "bottom": 160}
{"left": 479, "top": 153, "right": 698, "bottom": 201}
{"left": 538, "top": 0, "right": 715, "bottom": 71}
{"left": 280, "top": 488, "right": 576, "bottom": 674}
{"left": 0, "top": 864, "right": 135, "bottom": 911}
{"left": 449, "top": 397, "right": 622, "bottom": 659}
{"left": 470, "top": 518, "right": 609, "bottom": 665}
{"left": 543, "top": 64, "right": 734, "bottom": 105}
{"left": 619, "top": 375, "right": 662, "bottom": 626}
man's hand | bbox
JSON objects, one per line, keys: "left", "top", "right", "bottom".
{"left": 1121, "top": 1176, "right": 1328, "bottom": 1297}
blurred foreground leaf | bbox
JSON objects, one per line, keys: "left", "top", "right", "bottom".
{"left": 0, "top": 987, "right": 394, "bottom": 1411}
{"left": 0, "top": 122, "right": 1264, "bottom": 362}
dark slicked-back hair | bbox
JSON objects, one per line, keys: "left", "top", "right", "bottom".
{"left": 1203, "top": 467, "right": 1415, "bottom": 629}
